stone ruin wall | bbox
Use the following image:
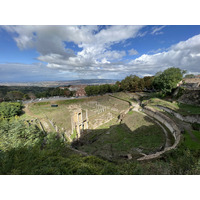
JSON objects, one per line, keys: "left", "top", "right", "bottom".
{"left": 143, "top": 106, "right": 181, "bottom": 141}
{"left": 156, "top": 105, "right": 200, "bottom": 124}
{"left": 71, "top": 109, "right": 89, "bottom": 139}
{"left": 138, "top": 106, "right": 181, "bottom": 160}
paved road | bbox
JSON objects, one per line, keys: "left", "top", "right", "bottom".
{"left": 22, "top": 96, "right": 87, "bottom": 104}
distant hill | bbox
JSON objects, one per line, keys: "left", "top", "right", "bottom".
{"left": 0, "top": 79, "right": 118, "bottom": 87}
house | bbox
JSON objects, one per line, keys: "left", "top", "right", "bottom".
{"left": 59, "top": 86, "right": 68, "bottom": 90}
{"left": 75, "top": 87, "right": 86, "bottom": 97}
{"left": 68, "top": 85, "right": 79, "bottom": 91}
{"left": 68, "top": 85, "right": 87, "bottom": 97}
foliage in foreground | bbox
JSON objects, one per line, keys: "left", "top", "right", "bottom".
{"left": 0, "top": 117, "right": 200, "bottom": 175}
{"left": 0, "top": 102, "right": 22, "bottom": 119}
{"left": 1, "top": 98, "right": 200, "bottom": 175}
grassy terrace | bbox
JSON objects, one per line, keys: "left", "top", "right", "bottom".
{"left": 143, "top": 98, "right": 200, "bottom": 115}
{"left": 75, "top": 111, "right": 165, "bottom": 160}
{"left": 183, "top": 130, "right": 200, "bottom": 150}
{"left": 112, "top": 92, "right": 138, "bottom": 103}
{"left": 27, "top": 94, "right": 129, "bottom": 132}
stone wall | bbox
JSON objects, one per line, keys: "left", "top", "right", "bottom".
{"left": 138, "top": 106, "right": 181, "bottom": 161}
{"left": 178, "top": 89, "right": 200, "bottom": 105}
{"left": 156, "top": 105, "right": 200, "bottom": 124}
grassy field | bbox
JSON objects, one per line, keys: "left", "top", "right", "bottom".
{"left": 26, "top": 94, "right": 129, "bottom": 134}
{"left": 112, "top": 92, "right": 138, "bottom": 103}
{"left": 192, "top": 130, "right": 200, "bottom": 142}
{"left": 183, "top": 130, "right": 200, "bottom": 150}
{"left": 23, "top": 93, "right": 177, "bottom": 161}
{"left": 144, "top": 98, "right": 200, "bottom": 115}
{"left": 75, "top": 111, "right": 165, "bottom": 160}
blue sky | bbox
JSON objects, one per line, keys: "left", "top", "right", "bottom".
{"left": 0, "top": 25, "right": 200, "bottom": 82}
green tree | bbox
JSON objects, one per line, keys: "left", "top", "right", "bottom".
{"left": 120, "top": 75, "right": 142, "bottom": 92}
{"left": 121, "top": 75, "right": 133, "bottom": 91}
{"left": 184, "top": 74, "right": 195, "bottom": 78}
{"left": 0, "top": 119, "right": 43, "bottom": 152}
{"left": 110, "top": 84, "right": 119, "bottom": 93}
{"left": 153, "top": 67, "right": 186, "bottom": 94}
{"left": 6, "top": 91, "right": 24, "bottom": 101}
{"left": 23, "top": 94, "right": 30, "bottom": 100}
{"left": 143, "top": 76, "right": 154, "bottom": 90}
{"left": 0, "top": 102, "right": 22, "bottom": 119}
{"left": 85, "top": 86, "right": 93, "bottom": 96}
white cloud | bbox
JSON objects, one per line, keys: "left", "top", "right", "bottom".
{"left": 0, "top": 62, "right": 75, "bottom": 82}
{"left": 128, "top": 48, "right": 138, "bottom": 55}
{"left": 1, "top": 26, "right": 200, "bottom": 80}
{"left": 128, "top": 34, "right": 200, "bottom": 75}
{"left": 3, "top": 25, "right": 143, "bottom": 73}
{"left": 2, "top": 25, "right": 147, "bottom": 80}
{"left": 151, "top": 25, "right": 166, "bottom": 35}
{"left": 148, "top": 48, "right": 165, "bottom": 54}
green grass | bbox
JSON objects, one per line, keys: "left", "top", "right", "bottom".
{"left": 145, "top": 98, "right": 200, "bottom": 115}
{"left": 178, "top": 103, "right": 200, "bottom": 115}
{"left": 192, "top": 130, "right": 200, "bottom": 142}
{"left": 55, "top": 98, "right": 86, "bottom": 105}
{"left": 35, "top": 102, "right": 50, "bottom": 106}
{"left": 112, "top": 92, "right": 132, "bottom": 101}
{"left": 183, "top": 130, "right": 200, "bottom": 150}
{"left": 19, "top": 112, "right": 34, "bottom": 120}
{"left": 77, "top": 111, "right": 165, "bottom": 159}
{"left": 70, "top": 130, "right": 77, "bottom": 141}
{"left": 111, "top": 92, "right": 138, "bottom": 104}
{"left": 26, "top": 95, "right": 129, "bottom": 138}
{"left": 128, "top": 111, "right": 133, "bottom": 115}
{"left": 97, "top": 118, "right": 119, "bottom": 129}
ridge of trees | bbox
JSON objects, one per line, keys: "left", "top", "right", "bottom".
{"left": 0, "top": 87, "right": 74, "bottom": 101}
{"left": 85, "top": 67, "right": 185, "bottom": 96}
{"left": 0, "top": 67, "right": 187, "bottom": 100}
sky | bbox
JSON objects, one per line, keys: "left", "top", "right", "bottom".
{"left": 0, "top": 25, "right": 200, "bottom": 82}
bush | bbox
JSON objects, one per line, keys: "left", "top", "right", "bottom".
{"left": 0, "top": 102, "right": 22, "bottom": 119}
{"left": 192, "top": 123, "right": 200, "bottom": 131}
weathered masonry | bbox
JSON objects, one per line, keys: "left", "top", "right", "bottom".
{"left": 71, "top": 109, "right": 89, "bottom": 138}
{"left": 137, "top": 106, "right": 181, "bottom": 161}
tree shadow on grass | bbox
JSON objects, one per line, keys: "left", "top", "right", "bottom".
{"left": 0, "top": 122, "right": 196, "bottom": 175}
{"left": 0, "top": 115, "right": 175, "bottom": 175}
{"left": 71, "top": 118, "right": 167, "bottom": 161}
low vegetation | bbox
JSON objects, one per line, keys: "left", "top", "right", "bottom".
{"left": 0, "top": 98, "right": 200, "bottom": 175}
{"left": 0, "top": 102, "right": 22, "bottom": 119}
{"left": 74, "top": 111, "right": 165, "bottom": 160}
{"left": 143, "top": 98, "right": 200, "bottom": 115}
{"left": 0, "top": 66, "right": 200, "bottom": 174}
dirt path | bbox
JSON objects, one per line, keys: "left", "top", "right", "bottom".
{"left": 23, "top": 104, "right": 37, "bottom": 118}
